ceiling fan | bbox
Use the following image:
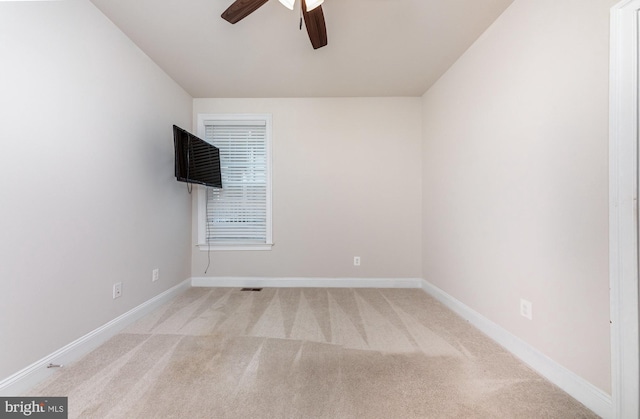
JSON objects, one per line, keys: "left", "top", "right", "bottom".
{"left": 221, "top": 0, "right": 328, "bottom": 49}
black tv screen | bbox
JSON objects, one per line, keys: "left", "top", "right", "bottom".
{"left": 173, "top": 125, "right": 222, "bottom": 188}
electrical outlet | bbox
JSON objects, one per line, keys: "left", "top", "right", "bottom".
{"left": 113, "top": 282, "right": 122, "bottom": 299}
{"left": 353, "top": 256, "right": 361, "bottom": 266}
{"left": 152, "top": 268, "right": 159, "bottom": 282}
{"left": 520, "top": 298, "right": 532, "bottom": 320}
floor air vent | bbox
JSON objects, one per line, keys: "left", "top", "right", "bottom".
{"left": 241, "top": 288, "right": 263, "bottom": 291}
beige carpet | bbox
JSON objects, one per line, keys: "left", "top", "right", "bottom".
{"left": 31, "top": 287, "right": 597, "bottom": 418}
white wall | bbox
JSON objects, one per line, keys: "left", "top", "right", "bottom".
{"left": 0, "top": 1, "right": 192, "bottom": 380}
{"left": 421, "top": 0, "right": 614, "bottom": 393}
{"left": 192, "top": 98, "right": 422, "bottom": 279}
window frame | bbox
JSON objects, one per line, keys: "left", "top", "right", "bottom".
{"left": 196, "top": 113, "right": 273, "bottom": 251}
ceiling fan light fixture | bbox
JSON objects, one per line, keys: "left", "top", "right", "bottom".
{"left": 278, "top": 0, "right": 295, "bottom": 10}
{"left": 305, "top": 0, "right": 323, "bottom": 12}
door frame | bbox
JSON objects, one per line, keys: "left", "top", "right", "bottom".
{"left": 610, "top": 1, "right": 640, "bottom": 417}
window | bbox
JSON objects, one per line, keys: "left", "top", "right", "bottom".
{"left": 196, "top": 114, "right": 272, "bottom": 250}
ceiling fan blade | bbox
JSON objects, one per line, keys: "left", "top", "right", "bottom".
{"left": 301, "top": 0, "right": 327, "bottom": 49}
{"left": 221, "top": 0, "right": 270, "bottom": 24}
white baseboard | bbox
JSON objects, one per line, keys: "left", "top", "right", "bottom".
{"left": 419, "top": 279, "right": 613, "bottom": 419}
{"left": 0, "top": 279, "right": 191, "bottom": 397}
{"left": 191, "top": 276, "right": 423, "bottom": 289}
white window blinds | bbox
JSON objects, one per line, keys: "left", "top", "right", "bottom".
{"left": 201, "top": 117, "right": 272, "bottom": 247}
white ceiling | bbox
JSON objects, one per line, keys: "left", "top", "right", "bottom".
{"left": 90, "top": 0, "right": 514, "bottom": 98}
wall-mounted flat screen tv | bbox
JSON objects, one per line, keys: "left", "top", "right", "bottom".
{"left": 173, "top": 125, "right": 222, "bottom": 189}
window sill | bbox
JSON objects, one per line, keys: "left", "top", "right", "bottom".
{"left": 197, "top": 244, "right": 273, "bottom": 251}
